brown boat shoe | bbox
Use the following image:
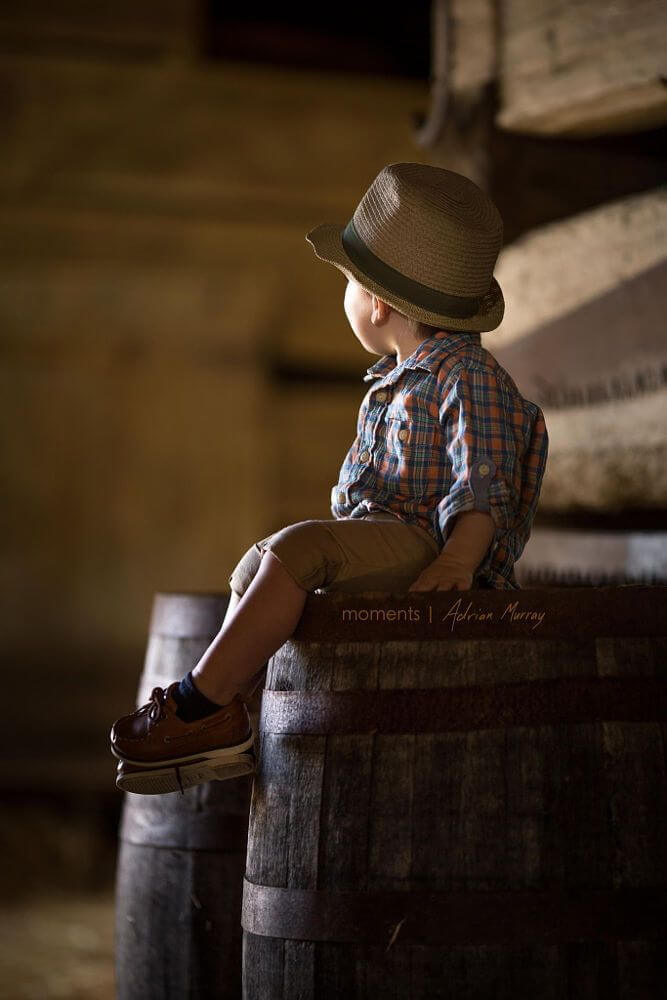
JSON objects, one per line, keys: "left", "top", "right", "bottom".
{"left": 110, "top": 682, "right": 256, "bottom": 795}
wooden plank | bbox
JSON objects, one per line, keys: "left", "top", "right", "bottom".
{"left": 319, "top": 641, "right": 379, "bottom": 889}
{"left": 449, "top": 0, "right": 496, "bottom": 93}
{"left": 411, "top": 731, "right": 467, "bottom": 889}
{"left": 489, "top": 259, "right": 667, "bottom": 408}
{"left": 242, "top": 932, "right": 283, "bottom": 1000}
{"left": 314, "top": 941, "right": 362, "bottom": 997}
{"left": 498, "top": 0, "right": 667, "bottom": 136}
{"left": 245, "top": 735, "right": 291, "bottom": 890}
{"left": 362, "top": 944, "right": 412, "bottom": 999}
{"left": 488, "top": 188, "right": 667, "bottom": 351}
{"left": 282, "top": 941, "right": 315, "bottom": 1000}
{"left": 488, "top": 188, "right": 667, "bottom": 518}
{"left": 408, "top": 945, "right": 562, "bottom": 1000}
{"left": 603, "top": 722, "right": 667, "bottom": 886}
{"left": 419, "top": 0, "right": 497, "bottom": 190}
{"left": 378, "top": 636, "right": 595, "bottom": 688}
{"left": 367, "top": 733, "right": 415, "bottom": 887}
{"left": 247, "top": 627, "right": 332, "bottom": 998}
{"left": 515, "top": 528, "right": 667, "bottom": 588}
{"left": 530, "top": 393, "right": 667, "bottom": 514}
{"left": 116, "top": 846, "right": 245, "bottom": 999}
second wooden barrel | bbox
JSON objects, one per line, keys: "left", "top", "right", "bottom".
{"left": 243, "top": 586, "right": 667, "bottom": 999}
{"left": 115, "top": 592, "right": 254, "bottom": 1000}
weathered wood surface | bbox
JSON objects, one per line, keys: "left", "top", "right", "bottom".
{"left": 491, "top": 259, "right": 667, "bottom": 412}
{"left": 116, "top": 592, "right": 252, "bottom": 1000}
{"left": 497, "top": 0, "right": 667, "bottom": 136}
{"left": 515, "top": 527, "right": 667, "bottom": 587}
{"left": 243, "top": 587, "right": 667, "bottom": 998}
{"left": 487, "top": 187, "right": 667, "bottom": 514}
{"left": 416, "top": 0, "right": 497, "bottom": 190}
{"left": 492, "top": 256, "right": 667, "bottom": 512}
{"left": 489, "top": 188, "right": 667, "bottom": 351}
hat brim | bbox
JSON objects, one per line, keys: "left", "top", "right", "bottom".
{"left": 306, "top": 223, "right": 504, "bottom": 334}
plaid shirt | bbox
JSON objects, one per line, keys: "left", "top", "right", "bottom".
{"left": 331, "top": 330, "right": 549, "bottom": 589}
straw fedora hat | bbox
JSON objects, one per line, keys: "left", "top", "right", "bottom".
{"left": 306, "top": 162, "right": 505, "bottom": 333}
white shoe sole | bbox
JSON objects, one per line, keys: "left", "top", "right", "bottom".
{"left": 115, "top": 748, "right": 256, "bottom": 795}
{"left": 110, "top": 732, "right": 255, "bottom": 768}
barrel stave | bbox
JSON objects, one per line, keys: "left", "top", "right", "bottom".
{"left": 117, "top": 845, "right": 247, "bottom": 998}
{"left": 244, "top": 731, "right": 324, "bottom": 1000}
{"left": 139, "top": 634, "right": 212, "bottom": 703}
{"left": 242, "top": 933, "right": 285, "bottom": 1000}
{"left": 596, "top": 635, "right": 667, "bottom": 678}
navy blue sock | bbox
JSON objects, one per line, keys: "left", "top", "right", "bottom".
{"left": 172, "top": 670, "right": 224, "bottom": 722}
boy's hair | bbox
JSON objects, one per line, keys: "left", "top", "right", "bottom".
{"left": 368, "top": 285, "right": 441, "bottom": 339}
{"left": 401, "top": 312, "right": 441, "bottom": 340}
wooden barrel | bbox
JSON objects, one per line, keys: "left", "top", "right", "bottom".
{"left": 242, "top": 586, "right": 667, "bottom": 998}
{"left": 115, "top": 592, "right": 254, "bottom": 1000}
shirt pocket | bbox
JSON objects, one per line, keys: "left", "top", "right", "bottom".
{"left": 384, "top": 411, "right": 442, "bottom": 488}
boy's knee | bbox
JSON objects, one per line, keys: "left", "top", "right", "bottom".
{"left": 228, "top": 542, "right": 265, "bottom": 599}
{"left": 261, "top": 520, "right": 346, "bottom": 591}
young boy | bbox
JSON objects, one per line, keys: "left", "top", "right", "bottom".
{"left": 110, "top": 162, "right": 549, "bottom": 795}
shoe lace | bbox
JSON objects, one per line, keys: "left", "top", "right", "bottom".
{"left": 147, "top": 686, "right": 167, "bottom": 723}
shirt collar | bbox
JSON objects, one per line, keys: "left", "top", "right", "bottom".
{"left": 362, "top": 329, "right": 482, "bottom": 382}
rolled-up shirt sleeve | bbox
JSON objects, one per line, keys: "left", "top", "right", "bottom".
{"left": 437, "top": 367, "right": 519, "bottom": 547}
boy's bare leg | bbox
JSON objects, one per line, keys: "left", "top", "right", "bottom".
{"left": 219, "top": 588, "right": 269, "bottom": 708}
{"left": 191, "top": 550, "right": 308, "bottom": 706}
{"left": 222, "top": 588, "right": 241, "bottom": 625}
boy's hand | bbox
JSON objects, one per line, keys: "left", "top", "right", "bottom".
{"left": 408, "top": 510, "right": 496, "bottom": 592}
{"left": 408, "top": 552, "right": 473, "bottom": 591}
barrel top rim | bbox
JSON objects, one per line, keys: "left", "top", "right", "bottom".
{"left": 149, "top": 585, "right": 667, "bottom": 600}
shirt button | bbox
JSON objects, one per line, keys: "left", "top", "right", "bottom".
{"left": 479, "top": 464, "right": 490, "bottom": 476}
{"left": 359, "top": 450, "right": 370, "bottom": 462}
{"left": 376, "top": 391, "right": 387, "bottom": 402}
{"left": 337, "top": 491, "right": 346, "bottom": 503}
{"left": 398, "top": 429, "right": 409, "bottom": 442}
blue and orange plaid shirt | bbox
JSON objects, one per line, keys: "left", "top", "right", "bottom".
{"left": 331, "top": 330, "right": 549, "bottom": 589}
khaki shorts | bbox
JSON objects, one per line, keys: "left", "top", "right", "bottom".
{"left": 228, "top": 513, "right": 441, "bottom": 598}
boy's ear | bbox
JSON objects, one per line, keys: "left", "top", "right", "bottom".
{"left": 370, "top": 295, "right": 391, "bottom": 325}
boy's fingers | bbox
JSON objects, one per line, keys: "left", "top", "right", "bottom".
{"left": 410, "top": 566, "right": 474, "bottom": 590}
{"left": 409, "top": 579, "right": 438, "bottom": 591}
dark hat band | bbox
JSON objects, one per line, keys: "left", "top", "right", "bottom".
{"left": 342, "top": 219, "right": 481, "bottom": 319}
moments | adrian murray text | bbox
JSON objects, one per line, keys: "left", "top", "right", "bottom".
{"left": 340, "top": 597, "right": 546, "bottom": 632}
